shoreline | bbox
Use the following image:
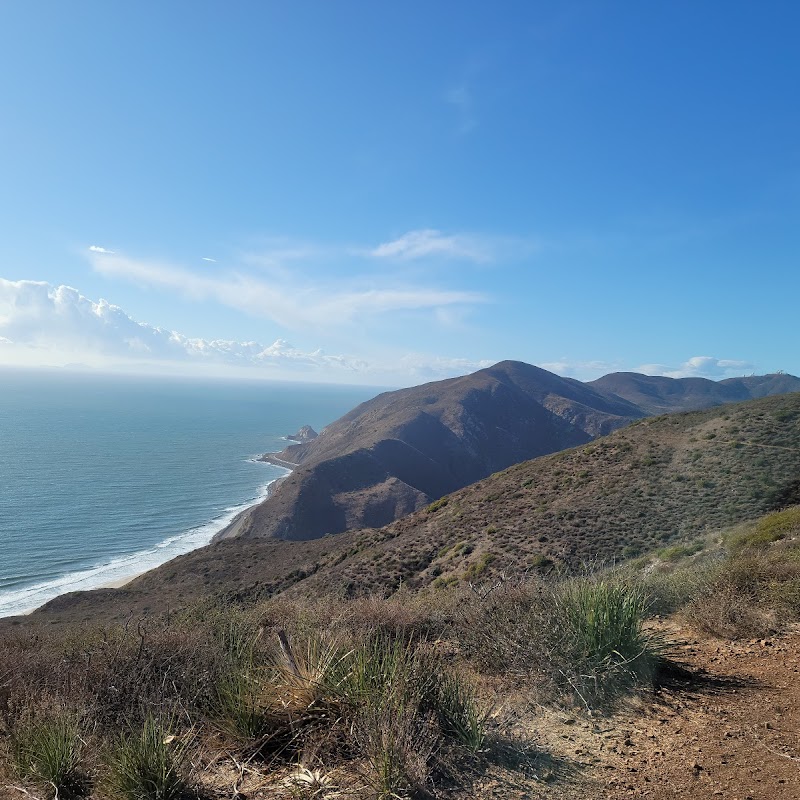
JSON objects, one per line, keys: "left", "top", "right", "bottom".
{"left": 256, "top": 453, "right": 300, "bottom": 470}
{"left": 1, "top": 460, "right": 293, "bottom": 620}
{"left": 213, "top": 458, "right": 293, "bottom": 540}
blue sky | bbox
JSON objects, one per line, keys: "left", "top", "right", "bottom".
{"left": 0, "top": 1, "right": 797, "bottom": 385}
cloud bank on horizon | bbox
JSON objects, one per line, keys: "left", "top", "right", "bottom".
{"left": 0, "top": 276, "right": 759, "bottom": 385}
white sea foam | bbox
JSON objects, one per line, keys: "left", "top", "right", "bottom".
{"left": 0, "top": 467, "right": 291, "bottom": 618}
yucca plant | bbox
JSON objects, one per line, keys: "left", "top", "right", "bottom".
{"left": 427, "top": 671, "right": 487, "bottom": 753}
{"left": 106, "top": 715, "right": 189, "bottom": 800}
{"left": 11, "top": 712, "right": 86, "bottom": 797}
{"left": 551, "top": 578, "right": 663, "bottom": 707}
{"left": 266, "top": 631, "right": 342, "bottom": 713}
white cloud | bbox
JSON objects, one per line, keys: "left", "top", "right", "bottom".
{"left": 0, "top": 278, "right": 365, "bottom": 375}
{"left": 371, "top": 229, "right": 493, "bottom": 263}
{"left": 637, "top": 356, "right": 754, "bottom": 380}
{"left": 398, "top": 353, "right": 494, "bottom": 379}
{"left": 201, "top": 257, "right": 217, "bottom": 263}
{"left": 87, "top": 250, "right": 484, "bottom": 330}
{"left": 539, "top": 360, "right": 621, "bottom": 380}
{"left": 445, "top": 85, "right": 476, "bottom": 134}
{"left": 88, "top": 245, "right": 115, "bottom": 254}
{"left": 0, "top": 278, "right": 494, "bottom": 384}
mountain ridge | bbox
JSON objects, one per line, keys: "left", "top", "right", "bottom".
{"left": 217, "top": 362, "right": 800, "bottom": 543}
{"left": 15, "top": 390, "right": 800, "bottom": 627}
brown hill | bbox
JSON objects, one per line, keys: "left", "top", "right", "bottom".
{"left": 16, "top": 391, "right": 800, "bottom": 627}
{"left": 283, "top": 390, "right": 800, "bottom": 597}
{"left": 216, "top": 360, "right": 644, "bottom": 542}
{"left": 588, "top": 371, "right": 800, "bottom": 415}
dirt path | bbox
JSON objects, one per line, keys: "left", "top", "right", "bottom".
{"left": 598, "top": 625, "right": 800, "bottom": 799}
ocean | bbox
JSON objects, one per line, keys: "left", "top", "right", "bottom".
{"left": 0, "top": 369, "right": 379, "bottom": 618}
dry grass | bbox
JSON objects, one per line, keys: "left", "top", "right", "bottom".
{"left": 4, "top": 505, "right": 800, "bottom": 795}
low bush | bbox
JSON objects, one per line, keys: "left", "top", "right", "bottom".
{"left": 680, "top": 523, "right": 800, "bottom": 638}
{"left": 10, "top": 710, "right": 86, "bottom": 797}
{"left": 456, "top": 576, "right": 664, "bottom": 710}
{"left": 106, "top": 715, "right": 190, "bottom": 800}
{"left": 728, "top": 506, "right": 800, "bottom": 551}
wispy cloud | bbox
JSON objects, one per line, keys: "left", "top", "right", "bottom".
{"left": 398, "top": 352, "right": 494, "bottom": 379}
{"left": 637, "top": 356, "right": 754, "bottom": 380}
{"left": 87, "top": 249, "right": 485, "bottom": 331}
{"left": 371, "top": 229, "right": 493, "bottom": 263}
{"left": 539, "top": 359, "right": 621, "bottom": 380}
{"left": 538, "top": 355, "right": 755, "bottom": 382}
{"left": 88, "top": 245, "right": 115, "bottom": 254}
{"left": 445, "top": 85, "right": 476, "bottom": 134}
{"left": 201, "top": 257, "right": 217, "bottom": 263}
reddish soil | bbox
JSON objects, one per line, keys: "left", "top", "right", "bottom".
{"left": 471, "top": 624, "right": 800, "bottom": 800}
{"left": 599, "top": 624, "right": 800, "bottom": 799}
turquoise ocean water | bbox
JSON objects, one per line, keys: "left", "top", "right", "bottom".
{"left": 0, "top": 369, "right": 378, "bottom": 617}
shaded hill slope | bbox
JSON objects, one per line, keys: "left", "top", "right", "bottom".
{"left": 588, "top": 371, "right": 800, "bottom": 415}
{"left": 285, "top": 390, "right": 800, "bottom": 596}
{"left": 15, "top": 392, "right": 800, "bottom": 627}
{"left": 217, "top": 360, "right": 644, "bottom": 542}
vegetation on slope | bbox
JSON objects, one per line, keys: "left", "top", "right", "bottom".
{"left": 11, "top": 391, "right": 800, "bottom": 629}
{"left": 3, "top": 506, "right": 800, "bottom": 798}
{"left": 287, "top": 392, "right": 800, "bottom": 598}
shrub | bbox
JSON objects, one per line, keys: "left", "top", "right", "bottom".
{"left": 551, "top": 579, "right": 664, "bottom": 707}
{"left": 656, "top": 542, "right": 704, "bottom": 562}
{"left": 683, "top": 535, "right": 800, "bottom": 638}
{"left": 639, "top": 558, "right": 720, "bottom": 616}
{"left": 106, "top": 715, "right": 189, "bottom": 800}
{"left": 684, "top": 575, "right": 777, "bottom": 639}
{"left": 10, "top": 711, "right": 86, "bottom": 797}
{"left": 457, "top": 577, "right": 665, "bottom": 710}
{"left": 426, "top": 497, "right": 449, "bottom": 513}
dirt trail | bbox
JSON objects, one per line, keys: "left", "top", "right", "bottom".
{"left": 598, "top": 625, "right": 800, "bottom": 799}
{"left": 475, "top": 624, "right": 800, "bottom": 799}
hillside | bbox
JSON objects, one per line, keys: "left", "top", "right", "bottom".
{"left": 216, "top": 364, "right": 800, "bottom": 545}
{"left": 587, "top": 370, "right": 800, "bottom": 415}
{"left": 15, "top": 391, "right": 800, "bottom": 627}
{"left": 282, "top": 390, "right": 800, "bottom": 597}
{"left": 216, "top": 360, "right": 644, "bottom": 542}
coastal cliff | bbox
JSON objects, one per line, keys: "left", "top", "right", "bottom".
{"left": 214, "top": 360, "right": 647, "bottom": 542}
{"left": 216, "top": 363, "right": 800, "bottom": 544}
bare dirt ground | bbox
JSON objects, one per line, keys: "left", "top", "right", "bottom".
{"left": 468, "top": 623, "right": 800, "bottom": 800}
{"left": 598, "top": 623, "right": 800, "bottom": 800}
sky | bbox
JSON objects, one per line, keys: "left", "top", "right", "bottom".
{"left": 0, "top": 1, "right": 798, "bottom": 386}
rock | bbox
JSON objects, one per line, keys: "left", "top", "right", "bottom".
{"left": 286, "top": 425, "right": 318, "bottom": 442}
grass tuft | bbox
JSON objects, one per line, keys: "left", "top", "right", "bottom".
{"left": 106, "top": 715, "right": 189, "bottom": 800}
{"left": 11, "top": 711, "right": 86, "bottom": 797}
{"left": 552, "top": 578, "right": 663, "bottom": 707}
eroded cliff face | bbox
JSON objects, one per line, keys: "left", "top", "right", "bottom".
{"left": 216, "top": 364, "right": 800, "bottom": 545}
{"left": 216, "top": 360, "right": 644, "bottom": 542}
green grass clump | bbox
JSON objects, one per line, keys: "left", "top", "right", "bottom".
{"left": 463, "top": 552, "right": 496, "bottom": 581}
{"left": 428, "top": 671, "right": 487, "bottom": 753}
{"left": 331, "top": 635, "right": 487, "bottom": 795}
{"left": 106, "top": 716, "right": 189, "bottom": 800}
{"left": 213, "top": 666, "right": 275, "bottom": 740}
{"left": 426, "top": 496, "right": 449, "bottom": 513}
{"left": 656, "top": 541, "right": 704, "bottom": 562}
{"left": 552, "top": 579, "right": 663, "bottom": 707}
{"left": 11, "top": 712, "right": 85, "bottom": 797}
{"left": 730, "top": 506, "right": 800, "bottom": 551}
